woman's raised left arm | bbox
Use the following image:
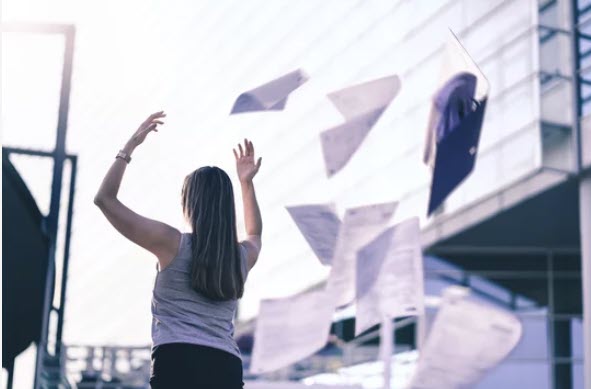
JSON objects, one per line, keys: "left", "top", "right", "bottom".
{"left": 94, "top": 111, "right": 180, "bottom": 264}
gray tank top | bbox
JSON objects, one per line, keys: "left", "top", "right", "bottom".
{"left": 151, "top": 233, "right": 248, "bottom": 358}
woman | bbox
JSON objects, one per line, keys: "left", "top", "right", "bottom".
{"left": 94, "top": 111, "right": 262, "bottom": 388}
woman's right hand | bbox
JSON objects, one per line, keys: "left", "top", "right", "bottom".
{"left": 233, "top": 138, "right": 262, "bottom": 184}
{"left": 125, "top": 111, "right": 166, "bottom": 151}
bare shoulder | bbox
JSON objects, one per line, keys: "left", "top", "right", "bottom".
{"left": 240, "top": 235, "right": 262, "bottom": 272}
{"left": 157, "top": 227, "right": 183, "bottom": 270}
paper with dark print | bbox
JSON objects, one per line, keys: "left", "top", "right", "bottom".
{"left": 407, "top": 289, "right": 522, "bottom": 389}
{"left": 355, "top": 217, "right": 424, "bottom": 335}
{"left": 249, "top": 289, "right": 334, "bottom": 374}
{"left": 325, "top": 202, "right": 397, "bottom": 308}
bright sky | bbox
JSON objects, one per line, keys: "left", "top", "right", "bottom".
{"left": 2, "top": 0, "right": 540, "bottom": 386}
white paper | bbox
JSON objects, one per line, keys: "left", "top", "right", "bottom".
{"left": 320, "top": 108, "right": 385, "bottom": 177}
{"left": 326, "top": 202, "right": 397, "bottom": 308}
{"left": 355, "top": 217, "right": 424, "bottom": 335}
{"left": 407, "top": 293, "right": 522, "bottom": 389}
{"left": 441, "top": 30, "right": 489, "bottom": 101}
{"left": 286, "top": 204, "right": 342, "bottom": 265}
{"left": 327, "top": 75, "right": 401, "bottom": 120}
{"left": 250, "top": 289, "right": 334, "bottom": 374}
{"left": 321, "top": 75, "right": 401, "bottom": 177}
{"left": 245, "top": 382, "right": 362, "bottom": 389}
{"left": 230, "top": 69, "right": 309, "bottom": 114}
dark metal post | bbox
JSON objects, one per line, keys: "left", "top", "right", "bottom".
{"left": 570, "top": 1, "right": 591, "bottom": 388}
{"left": 572, "top": 0, "right": 583, "bottom": 172}
{"left": 55, "top": 155, "right": 77, "bottom": 355}
{"left": 32, "top": 24, "right": 76, "bottom": 389}
{"left": 6, "top": 360, "right": 15, "bottom": 389}
{"left": 547, "top": 252, "right": 556, "bottom": 388}
{"left": 580, "top": 168, "right": 591, "bottom": 389}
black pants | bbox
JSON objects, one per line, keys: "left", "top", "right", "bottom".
{"left": 150, "top": 343, "right": 244, "bottom": 389}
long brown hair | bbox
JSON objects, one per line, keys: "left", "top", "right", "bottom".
{"left": 181, "top": 166, "right": 244, "bottom": 301}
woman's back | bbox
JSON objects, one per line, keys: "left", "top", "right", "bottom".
{"left": 151, "top": 232, "right": 248, "bottom": 358}
{"left": 95, "top": 128, "right": 261, "bottom": 388}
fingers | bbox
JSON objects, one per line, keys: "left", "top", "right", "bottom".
{"left": 242, "top": 139, "right": 255, "bottom": 157}
{"left": 149, "top": 111, "right": 166, "bottom": 120}
{"left": 235, "top": 138, "right": 257, "bottom": 160}
{"left": 143, "top": 111, "right": 166, "bottom": 127}
{"left": 244, "top": 138, "right": 251, "bottom": 156}
{"left": 256, "top": 157, "right": 262, "bottom": 171}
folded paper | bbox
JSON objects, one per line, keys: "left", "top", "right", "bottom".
{"left": 327, "top": 75, "right": 401, "bottom": 120}
{"left": 230, "top": 69, "right": 309, "bottom": 114}
{"left": 286, "top": 204, "right": 342, "bottom": 265}
{"left": 320, "top": 108, "right": 386, "bottom": 177}
{"left": 321, "top": 75, "right": 401, "bottom": 177}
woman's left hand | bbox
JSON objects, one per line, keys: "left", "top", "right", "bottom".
{"left": 234, "top": 138, "right": 262, "bottom": 184}
{"left": 126, "top": 111, "right": 166, "bottom": 149}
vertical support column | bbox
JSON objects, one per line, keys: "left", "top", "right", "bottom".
{"left": 415, "top": 314, "right": 426, "bottom": 351}
{"left": 553, "top": 318, "right": 573, "bottom": 388}
{"left": 580, "top": 172, "right": 591, "bottom": 389}
{"left": 33, "top": 25, "right": 75, "bottom": 389}
{"left": 380, "top": 315, "right": 393, "bottom": 389}
{"left": 569, "top": 0, "right": 591, "bottom": 387}
{"left": 547, "top": 251, "right": 556, "bottom": 388}
{"left": 549, "top": 251, "right": 574, "bottom": 388}
{"left": 55, "top": 156, "right": 77, "bottom": 355}
{"left": 6, "top": 360, "right": 15, "bottom": 389}
{"left": 335, "top": 319, "right": 344, "bottom": 340}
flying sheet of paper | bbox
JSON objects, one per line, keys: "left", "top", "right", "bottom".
{"left": 249, "top": 289, "right": 334, "bottom": 374}
{"left": 245, "top": 382, "right": 362, "bottom": 389}
{"left": 320, "top": 108, "right": 386, "bottom": 177}
{"left": 286, "top": 204, "right": 342, "bottom": 265}
{"left": 327, "top": 75, "right": 402, "bottom": 121}
{"left": 424, "top": 30, "right": 490, "bottom": 215}
{"left": 230, "top": 69, "right": 309, "bottom": 114}
{"left": 321, "top": 75, "right": 401, "bottom": 177}
{"left": 355, "top": 217, "right": 424, "bottom": 335}
{"left": 441, "top": 30, "right": 489, "bottom": 101}
{"left": 406, "top": 293, "right": 522, "bottom": 389}
{"left": 326, "top": 202, "right": 397, "bottom": 308}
